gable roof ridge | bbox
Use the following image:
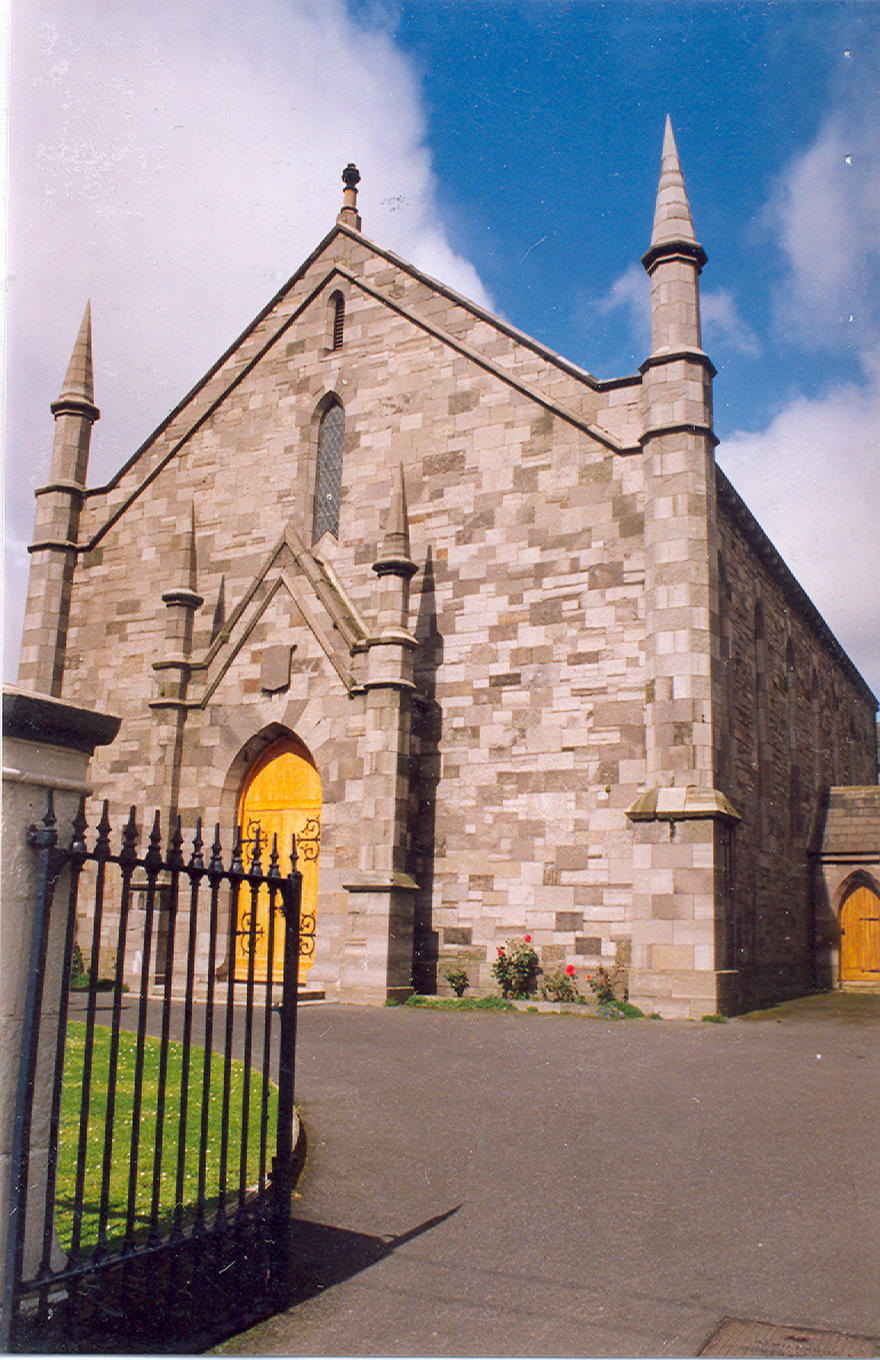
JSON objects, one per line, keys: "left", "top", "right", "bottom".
{"left": 80, "top": 261, "right": 355, "bottom": 551}
{"left": 79, "top": 225, "right": 638, "bottom": 550}
{"left": 335, "top": 264, "right": 634, "bottom": 454}
{"left": 197, "top": 533, "right": 290, "bottom": 672}
{"left": 89, "top": 225, "right": 346, "bottom": 500}
{"left": 334, "top": 222, "right": 636, "bottom": 392}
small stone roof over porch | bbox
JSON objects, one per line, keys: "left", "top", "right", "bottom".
{"left": 814, "top": 786, "right": 880, "bottom": 862}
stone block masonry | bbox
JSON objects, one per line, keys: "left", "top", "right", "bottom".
{"left": 21, "top": 138, "right": 877, "bottom": 1014}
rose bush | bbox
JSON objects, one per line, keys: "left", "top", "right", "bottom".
{"left": 540, "top": 963, "right": 584, "bottom": 1004}
{"left": 491, "top": 936, "right": 541, "bottom": 999}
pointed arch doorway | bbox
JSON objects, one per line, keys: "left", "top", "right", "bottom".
{"left": 235, "top": 736, "right": 321, "bottom": 983}
{"left": 839, "top": 881, "right": 880, "bottom": 983}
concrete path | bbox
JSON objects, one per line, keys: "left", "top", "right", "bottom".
{"left": 210, "top": 994, "right": 880, "bottom": 1357}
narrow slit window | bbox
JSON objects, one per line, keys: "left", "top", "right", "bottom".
{"left": 332, "top": 293, "right": 345, "bottom": 350}
{"left": 313, "top": 403, "right": 345, "bottom": 540}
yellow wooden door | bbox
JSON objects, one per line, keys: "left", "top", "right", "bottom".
{"left": 235, "top": 738, "right": 321, "bottom": 983}
{"left": 840, "top": 886, "right": 880, "bottom": 982}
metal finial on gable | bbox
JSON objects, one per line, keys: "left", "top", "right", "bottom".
{"left": 338, "top": 163, "right": 362, "bottom": 231}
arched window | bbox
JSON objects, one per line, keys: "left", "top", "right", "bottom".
{"left": 313, "top": 402, "right": 345, "bottom": 541}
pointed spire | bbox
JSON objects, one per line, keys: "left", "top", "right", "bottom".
{"left": 643, "top": 117, "right": 706, "bottom": 273}
{"left": 373, "top": 463, "right": 416, "bottom": 579}
{"left": 337, "top": 163, "right": 362, "bottom": 231}
{"left": 51, "top": 302, "right": 100, "bottom": 422}
{"left": 160, "top": 502, "right": 204, "bottom": 613}
{"left": 651, "top": 117, "right": 697, "bottom": 247}
{"left": 385, "top": 462, "right": 411, "bottom": 560}
{"left": 186, "top": 502, "right": 198, "bottom": 593}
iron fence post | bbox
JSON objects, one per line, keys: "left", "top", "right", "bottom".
{"left": 270, "top": 856, "right": 301, "bottom": 1301}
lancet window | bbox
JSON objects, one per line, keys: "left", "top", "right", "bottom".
{"left": 313, "top": 402, "right": 345, "bottom": 541}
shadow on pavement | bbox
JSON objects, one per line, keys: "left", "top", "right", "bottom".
{"left": 206, "top": 1206, "right": 464, "bottom": 1355}
{"left": 282, "top": 1204, "right": 463, "bottom": 1306}
{"left": 17, "top": 1209, "right": 463, "bottom": 1355}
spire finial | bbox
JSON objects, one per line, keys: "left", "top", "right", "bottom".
{"left": 337, "top": 163, "right": 362, "bottom": 231}
{"left": 642, "top": 118, "right": 707, "bottom": 277}
{"left": 373, "top": 463, "right": 416, "bottom": 580}
{"left": 51, "top": 301, "right": 100, "bottom": 422}
{"left": 648, "top": 117, "right": 703, "bottom": 255}
{"left": 160, "top": 501, "right": 204, "bottom": 614}
{"left": 186, "top": 502, "right": 198, "bottom": 593}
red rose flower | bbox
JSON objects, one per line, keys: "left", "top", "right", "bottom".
{"left": 566, "top": 964, "right": 575, "bottom": 976}
{"left": 524, "top": 935, "right": 531, "bottom": 943}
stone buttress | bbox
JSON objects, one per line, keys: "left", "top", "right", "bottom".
{"left": 340, "top": 463, "right": 420, "bottom": 1001}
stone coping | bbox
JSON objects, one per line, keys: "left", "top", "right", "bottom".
{"left": 626, "top": 785, "right": 741, "bottom": 823}
{"left": 342, "top": 871, "right": 419, "bottom": 893}
{"left": 2, "top": 685, "right": 121, "bottom": 755}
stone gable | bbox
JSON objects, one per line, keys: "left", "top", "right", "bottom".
{"left": 22, "top": 148, "right": 878, "bottom": 1016}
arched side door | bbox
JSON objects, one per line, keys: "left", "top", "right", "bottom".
{"left": 235, "top": 736, "right": 321, "bottom": 983}
{"left": 839, "top": 884, "right": 880, "bottom": 983}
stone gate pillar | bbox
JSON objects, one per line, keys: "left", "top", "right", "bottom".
{"left": 1, "top": 688, "right": 119, "bottom": 1290}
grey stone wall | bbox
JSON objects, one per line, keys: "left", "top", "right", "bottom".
{"left": 715, "top": 477, "right": 877, "bottom": 1008}
{"left": 37, "top": 222, "right": 877, "bottom": 1012}
{"left": 58, "top": 227, "right": 650, "bottom": 1001}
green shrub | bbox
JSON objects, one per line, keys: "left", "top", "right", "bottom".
{"left": 403, "top": 994, "right": 515, "bottom": 1012}
{"left": 443, "top": 965, "right": 470, "bottom": 997}
{"left": 70, "top": 943, "right": 90, "bottom": 991}
{"left": 597, "top": 998, "right": 644, "bottom": 1019}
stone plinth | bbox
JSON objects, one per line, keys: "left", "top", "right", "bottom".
{"left": 340, "top": 874, "right": 419, "bottom": 1003}
{"left": 627, "top": 786, "right": 740, "bottom": 1019}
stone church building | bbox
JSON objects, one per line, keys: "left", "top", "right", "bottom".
{"left": 19, "top": 121, "right": 879, "bottom": 1017}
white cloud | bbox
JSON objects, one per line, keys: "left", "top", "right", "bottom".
{"left": 766, "top": 112, "right": 880, "bottom": 347}
{"left": 700, "top": 290, "right": 759, "bottom": 357}
{"left": 4, "top": 0, "right": 494, "bottom": 677}
{"left": 718, "top": 345, "right": 880, "bottom": 694}
{"left": 597, "top": 262, "right": 650, "bottom": 346}
{"left": 721, "top": 61, "right": 880, "bottom": 699}
{"left": 597, "top": 264, "right": 757, "bottom": 356}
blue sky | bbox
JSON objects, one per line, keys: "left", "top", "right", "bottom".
{"left": 5, "top": 0, "right": 880, "bottom": 695}
{"left": 393, "top": 1, "right": 875, "bottom": 419}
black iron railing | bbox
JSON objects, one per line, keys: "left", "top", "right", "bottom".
{"left": 1, "top": 794, "right": 301, "bottom": 1352}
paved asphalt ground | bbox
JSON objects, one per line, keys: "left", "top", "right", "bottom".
{"left": 205, "top": 991, "right": 880, "bottom": 1358}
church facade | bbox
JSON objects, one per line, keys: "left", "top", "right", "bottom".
{"left": 19, "top": 123, "right": 878, "bottom": 1017}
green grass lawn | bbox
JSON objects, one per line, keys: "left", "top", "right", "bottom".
{"left": 56, "top": 1023, "right": 278, "bottom": 1254}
